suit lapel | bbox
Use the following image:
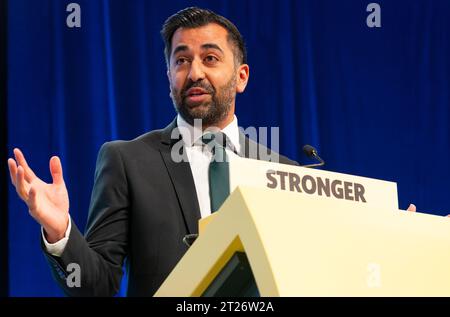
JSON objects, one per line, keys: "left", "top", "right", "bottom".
{"left": 239, "top": 133, "right": 260, "bottom": 160}
{"left": 159, "top": 120, "right": 201, "bottom": 234}
{"left": 238, "top": 132, "right": 281, "bottom": 162}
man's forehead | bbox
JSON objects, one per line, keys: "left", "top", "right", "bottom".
{"left": 171, "top": 23, "right": 229, "bottom": 51}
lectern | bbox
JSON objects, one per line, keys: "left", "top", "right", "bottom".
{"left": 155, "top": 157, "right": 450, "bottom": 296}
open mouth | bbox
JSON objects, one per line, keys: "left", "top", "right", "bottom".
{"left": 185, "top": 87, "right": 211, "bottom": 104}
{"left": 186, "top": 93, "right": 210, "bottom": 104}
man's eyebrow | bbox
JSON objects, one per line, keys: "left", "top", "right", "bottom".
{"left": 172, "top": 43, "right": 225, "bottom": 57}
{"left": 172, "top": 45, "right": 189, "bottom": 56}
{"left": 201, "top": 43, "right": 224, "bottom": 54}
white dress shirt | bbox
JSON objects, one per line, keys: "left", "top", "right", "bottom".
{"left": 41, "top": 217, "right": 71, "bottom": 256}
{"left": 43, "top": 114, "right": 241, "bottom": 256}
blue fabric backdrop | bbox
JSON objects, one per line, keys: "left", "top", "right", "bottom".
{"left": 6, "top": 0, "right": 450, "bottom": 296}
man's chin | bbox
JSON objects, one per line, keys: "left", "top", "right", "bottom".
{"left": 183, "top": 103, "right": 211, "bottom": 117}
{"left": 177, "top": 102, "right": 228, "bottom": 127}
{"left": 185, "top": 100, "right": 211, "bottom": 110}
{"left": 180, "top": 111, "right": 220, "bottom": 127}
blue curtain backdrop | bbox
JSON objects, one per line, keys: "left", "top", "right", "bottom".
{"left": 6, "top": 0, "right": 450, "bottom": 296}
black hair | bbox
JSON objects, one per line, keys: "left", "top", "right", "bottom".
{"left": 161, "top": 7, "right": 247, "bottom": 66}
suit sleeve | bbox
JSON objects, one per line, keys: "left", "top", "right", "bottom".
{"left": 43, "top": 142, "right": 129, "bottom": 296}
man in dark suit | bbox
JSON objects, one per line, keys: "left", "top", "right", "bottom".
{"left": 7, "top": 7, "right": 296, "bottom": 296}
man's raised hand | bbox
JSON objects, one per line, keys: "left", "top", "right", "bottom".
{"left": 8, "top": 148, "right": 69, "bottom": 243}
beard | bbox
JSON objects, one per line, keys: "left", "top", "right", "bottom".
{"left": 170, "top": 75, "right": 236, "bottom": 127}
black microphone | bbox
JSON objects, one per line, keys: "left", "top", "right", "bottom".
{"left": 302, "top": 144, "right": 325, "bottom": 168}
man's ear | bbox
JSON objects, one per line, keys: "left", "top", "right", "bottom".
{"left": 236, "top": 64, "right": 249, "bottom": 93}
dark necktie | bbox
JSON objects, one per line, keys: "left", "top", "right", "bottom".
{"left": 202, "top": 132, "right": 230, "bottom": 213}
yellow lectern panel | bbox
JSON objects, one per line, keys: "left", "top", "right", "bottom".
{"left": 155, "top": 186, "right": 450, "bottom": 297}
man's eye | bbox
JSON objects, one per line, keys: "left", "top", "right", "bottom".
{"left": 175, "top": 58, "right": 187, "bottom": 65}
{"left": 204, "top": 56, "right": 218, "bottom": 63}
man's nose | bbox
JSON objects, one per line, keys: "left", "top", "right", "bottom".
{"left": 188, "top": 59, "right": 205, "bottom": 82}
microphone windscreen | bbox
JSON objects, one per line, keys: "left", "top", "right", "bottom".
{"left": 302, "top": 144, "right": 316, "bottom": 158}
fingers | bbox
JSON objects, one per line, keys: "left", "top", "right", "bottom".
{"left": 16, "top": 166, "right": 30, "bottom": 201}
{"left": 27, "top": 186, "right": 37, "bottom": 211}
{"left": 50, "top": 156, "right": 64, "bottom": 185}
{"left": 407, "top": 205, "right": 450, "bottom": 218}
{"left": 9, "top": 157, "right": 32, "bottom": 204}
{"left": 13, "top": 148, "right": 36, "bottom": 182}
{"left": 8, "top": 158, "right": 18, "bottom": 186}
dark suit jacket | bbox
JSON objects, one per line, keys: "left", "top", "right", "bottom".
{"left": 43, "top": 119, "right": 298, "bottom": 296}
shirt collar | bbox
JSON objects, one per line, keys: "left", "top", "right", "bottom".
{"left": 176, "top": 114, "right": 241, "bottom": 153}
